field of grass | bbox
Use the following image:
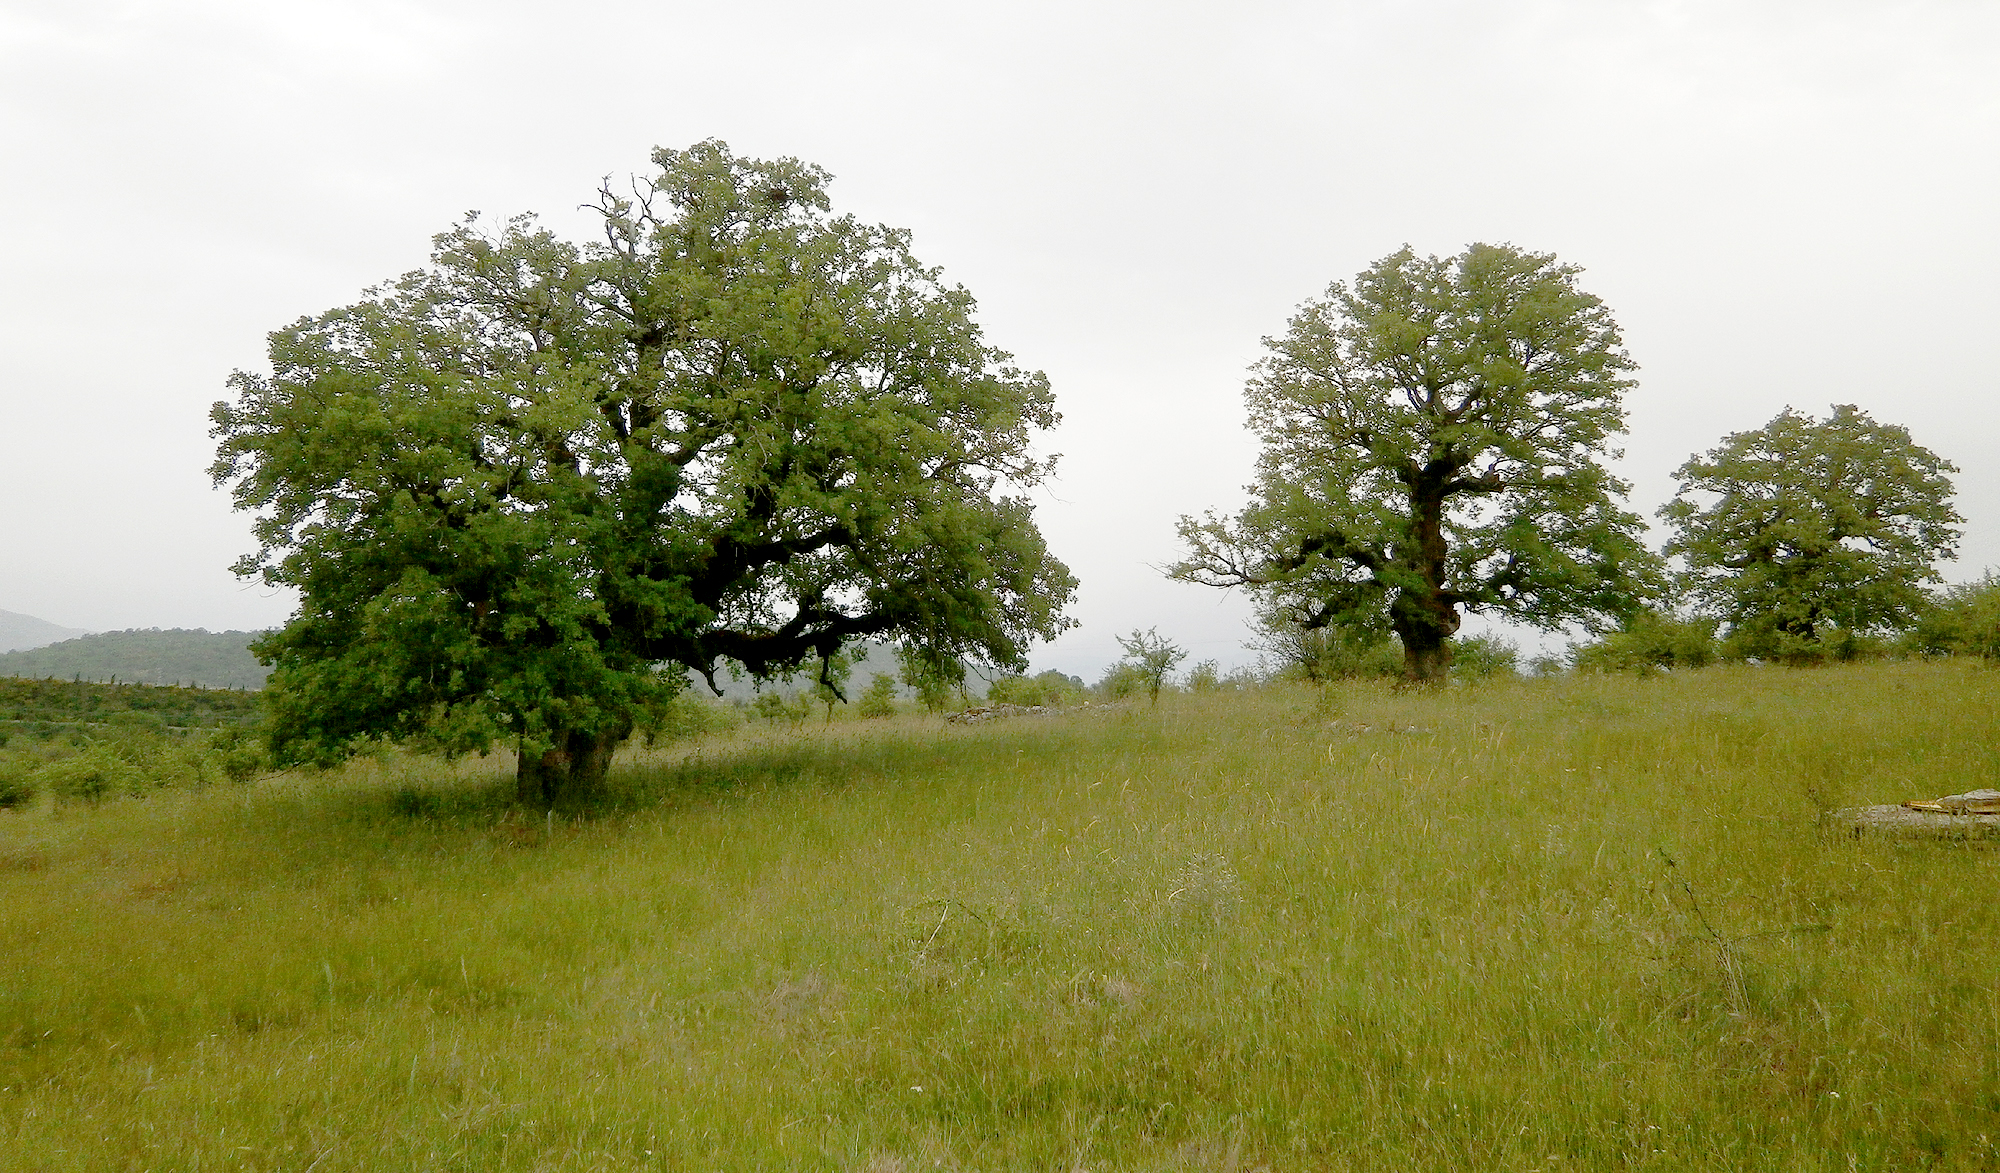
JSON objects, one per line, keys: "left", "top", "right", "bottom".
{"left": 2, "top": 662, "right": 1997, "bottom": 1171}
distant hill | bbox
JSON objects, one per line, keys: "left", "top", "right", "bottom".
{"left": 0, "top": 629, "right": 267, "bottom": 690}
{"left": 0, "top": 609, "right": 91, "bottom": 653}
{"left": 696, "top": 640, "right": 991, "bottom": 702}
{"left": 0, "top": 629, "right": 995, "bottom": 700}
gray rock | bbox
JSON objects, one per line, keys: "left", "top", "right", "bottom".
{"left": 945, "top": 703, "right": 1054, "bottom": 725}
{"left": 1903, "top": 788, "right": 2000, "bottom": 815}
{"left": 1829, "top": 799, "right": 2000, "bottom": 838}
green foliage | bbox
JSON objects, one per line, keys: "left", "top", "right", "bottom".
{"left": 0, "top": 676, "right": 262, "bottom": 729}
{"left": 0, "top": 759, "right": 32, "bottom": 807}
{"left": 1174, "top": 243, "right": 1660, "bottom": 681}
{"left": 1571, "top": 611, "right": 1720, "bottom": 674}
{"left": 1663, "top": 404, "right": 1961, "bottom": 656}
{"left": 1449, "top": 633, "right": 1519, "bottom": 679}
{"left": 986, "top": 669, "right": 1085, "bottom": 708}
{"left": 898, "top": 644, "right": 966, "bottom": 714}
{"left": 807, "top": 650, "right": 855, "bottom": 724}
{"left": 201, "top": 725, "right": 271, "bottom": 783}
{"left": 750, "top": 691, "right": 812, "bottom": 728}
{"left": 1186, "top": 660, "right": 1269, "bottom": 692}
{"left": 1905, "top": 572, "right": 2000, "bottom": 659}
{"left": 856, "top": 673, "right": 899, "bottom": 718}
{"left": 33, "top": 744, "right": 143, "bottom": 802}
{"left": 1722, "top": 624, "right": 1891, "bottom": 666}
{"left": 210, "top": 140, "right": 1075, "bottom": 801}
{"left": 1112, "top": 627, "right": 1186, "bottom": 705}
{"left": 1254, "top": 613, "right": 1405, "bottom": 682}
{"left": 0, "top": 629, "right": 269, "bottom": 690}
{"left": 1092, "top": 662, "right": 1149, "bottom": 700}
{"left": 0, "top": 678, "right": 272, "bottom": 805}
{"left": 642, "top": 689, "right": 742, "bottom": 743}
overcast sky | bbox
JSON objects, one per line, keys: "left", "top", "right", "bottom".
{"left": 2, "top": 0, "right": 1995, "bottom": 678}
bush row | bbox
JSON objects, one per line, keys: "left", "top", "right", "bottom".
{"left": 0, "top": 724, "right": 266, "bottom": 807}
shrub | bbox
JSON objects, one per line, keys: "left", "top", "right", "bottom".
{"left": 0, "top": 760, "right": 33, "bottom": 807}
{"left": 1263, "top": 626, "right": 1404, "bottom": 683}
{"left": 201, "top": 725, "right": 270, "bottom": 783}
{"left": 645, "top": 689, "right": 743, "bottom": 743}
{"left": 1185, "top": 661, "right": 1264, "bottom": 692}
{"left": 1450, "top": 634, "right": 1519, "bottom": 679}
{"left": 1092, "top": 663, "right": 1150, "bottom": 700}
{"left": 751, "top": 691, "right": 812, "bottom": 727}
{"left": 1721, "top": 623, "right": 1888, "bottom": 666}
{"left": 988, "top": 670, "right": 1085, "bottom": 708}
{"left": 1905, "top": 573, "right": 2000, "bottom": 659}
{"left": 857, "top": 673, "right": 899, "bottom": 719}
{"left": 898, "top": 646, "right": 968, "bottom": 715}
{"left": 34, "top": 744, "right": 143, "bottom": 802}
{"left": 1572, "top": 613, "right": 1719, "bottom": 674}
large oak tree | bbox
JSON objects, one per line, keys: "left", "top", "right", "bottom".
{"left": 1172, "top": 244, "right": 1657, "bottom": 681}
{"left": 212, "top": 142, "right": 1076, "bottom": 804}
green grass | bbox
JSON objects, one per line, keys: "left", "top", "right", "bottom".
{"left": 3, "top": 662, "right": 1998, "bottom": 1170}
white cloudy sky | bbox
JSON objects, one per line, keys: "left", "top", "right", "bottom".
{"left": 2, "top": 0, "right": 1995, "bottom": 678}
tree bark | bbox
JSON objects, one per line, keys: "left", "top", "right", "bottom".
{"left": 1393, "top": 466, "right": 1461, "bottom": 683}
{"left": 1392, "top": 590, "right": 1459, "bottom": 683}
{"left": 516, "top": 721, "right": 631, "bottom": 808}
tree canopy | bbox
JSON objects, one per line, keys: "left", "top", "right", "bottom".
{"left": 1661, "top": 404, "right": 1960, "bottom": 658}
{"left": 211, "top": 141, "right": 1076, "bottom": 804}
{"left": 1172, "top": 243, "right": 1657, "bottom": 680}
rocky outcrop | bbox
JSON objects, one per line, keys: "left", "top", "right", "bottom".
{"left": 945, "top": 703, "right": 1059, "bottom": 725}
{"left": 1830, "top": 789, "right": 2000, "bottom": 838}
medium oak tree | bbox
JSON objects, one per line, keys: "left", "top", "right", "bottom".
{"left": 1661, "top": 404, "right": 1960, "bottom": 657}
{"left": 1172, "top": 244, "right": 1658, "bottom": 681}
{"left": 212, "top": 141, "right": 1076, "bottom": 804}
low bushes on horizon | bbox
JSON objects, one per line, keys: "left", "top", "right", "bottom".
{"left": 990, "top": 669, "right": 1087, "bottom": 708}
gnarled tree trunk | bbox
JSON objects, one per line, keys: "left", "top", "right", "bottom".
{"left": 1392, "top": 589, "right": 1460, "bottom": 683}
{"left": 516, "top": 721, "right": 631, "bottom": 808}
{"left": 1393, "top": 467, "right": 1462, "bottom": 684}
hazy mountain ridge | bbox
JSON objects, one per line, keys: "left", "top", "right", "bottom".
{"left": 0, "top": 626, "right": 986, "bottom": 699}
{"left": 695, "top": 640, "right": 992, "bottom": 702}
{"left": 0, "top": 628, "right": 267, "bottom": 690}
{"left": 0, "top": 609, "right": 91, "bottom": 653}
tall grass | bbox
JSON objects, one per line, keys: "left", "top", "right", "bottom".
{"left": 2, "top": 662, "right": 1997, "bottom": 1170}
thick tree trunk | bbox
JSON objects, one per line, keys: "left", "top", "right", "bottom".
{"left": 1393, "top": 468, "right": 1461, "bottom": 684}
{"left": 1392, "top": 591, "right": 1460, "bottom": 683}
{"left": 516, "top": 721, "right": 631, "bottom": 808}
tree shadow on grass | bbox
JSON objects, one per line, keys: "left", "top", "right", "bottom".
{"left": 352, "top": 717, "right": 1030, "bottom": 830}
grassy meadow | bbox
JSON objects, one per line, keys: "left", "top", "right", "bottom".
{"left": 2, "top": 662, "right": 1998, "bottom": 1171}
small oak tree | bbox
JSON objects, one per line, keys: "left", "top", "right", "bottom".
{"left": 1114, "top": 628, "right": 1187, "bottom": 705}
{"left": 1661, "top": 404, "right": 1960, "bottom": 658}
{"left": 212, "top": 141, "right": 1076, "bottom": 805}
{"left": 1173, "top": 244, "right": 1658, "bottom": 681}
{"left": 857, "top": 673, "right": 900, "bottom": 718}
